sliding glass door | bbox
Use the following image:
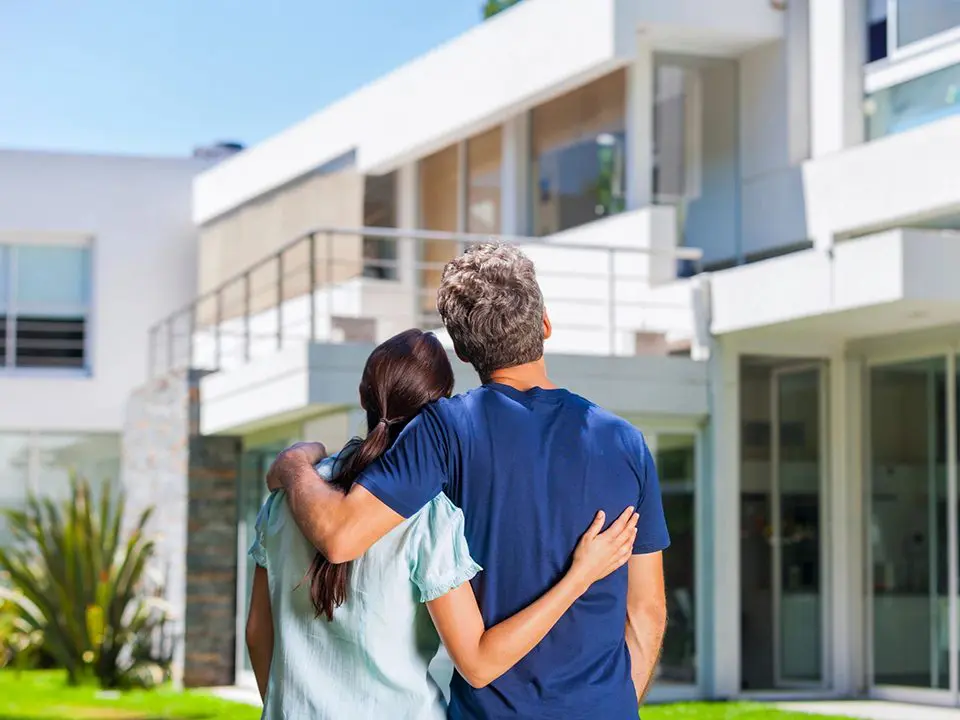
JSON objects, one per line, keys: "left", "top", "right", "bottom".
{"left": 868, "top": 355, "right": 958, "bottom": 702}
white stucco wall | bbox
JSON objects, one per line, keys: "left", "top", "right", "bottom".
{"left": 193, "top": 0, "right": 782, "bottom": 225}
{"left": 0, "top": 150, "right": 208, "bottom": 432}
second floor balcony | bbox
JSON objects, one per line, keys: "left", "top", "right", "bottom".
{"left": 148, "top": 217, "right": 706, "bottom": 384}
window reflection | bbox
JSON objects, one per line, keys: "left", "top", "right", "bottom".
{"left": 656, "top": 433, "right": 697, "bottom": 685}
{"left": 418, "top": 144, "right": 461, "bottom": 320}
{"left": 870, "top": 359, "right": 949, "bottom": 689}
{"left": 0, "top": 432, "right": 120, "bottom": 544}
{"left": 362, "top": 172, "right": 398, "bottom": 280}
{"left": 467, "top": 128, "right": 502, "bottom": 235}
{"left": 530, "top": 70, "right": 627, "bottom": 236}
{"left": 35, "top": 434, "right": 121, "bottom": 501}
{"left": 865, "top": 61, "right": 960, "bottom": 140}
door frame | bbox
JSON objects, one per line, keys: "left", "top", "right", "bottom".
{"left": 769, "top": 363, "right": 832, "bottom": 690}
{"left": 630, "top": 421, "right": 706, "bottom": 704}
{"left": 862, "top": 349, "right": 960, "bottom": 706}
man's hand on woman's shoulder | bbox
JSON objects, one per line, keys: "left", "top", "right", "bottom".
{"left": 266, "top": 442, "right": 328, "bottom": 491}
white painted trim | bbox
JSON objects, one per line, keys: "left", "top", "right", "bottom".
{"left": 946, "top": 351, "right": 959, "bottom": 702}
{"left": 626, "top": 33, "right": 653, "bottom": 211}
{"left": 705, "top": 337, "right": 740, "bottom": 696}
{"left": 865, "top": 29, "right": 960, "bottom": 93}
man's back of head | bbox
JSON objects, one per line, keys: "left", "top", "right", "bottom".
{"left": 437, "top": 242, "right": 546, "bottom": 382}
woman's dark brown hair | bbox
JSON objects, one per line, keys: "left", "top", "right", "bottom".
{"left": 306, "top": 329, "right": 454, "bottom": 620}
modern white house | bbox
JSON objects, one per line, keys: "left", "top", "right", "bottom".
{"left": 7, "top": 0, "right": 960, "bottom": 709}
{"left": 0, "top": 148, "right": 212, "bottom": 530}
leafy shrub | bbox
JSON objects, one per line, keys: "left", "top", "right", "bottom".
{"left": 0, "top": 477, "right": 174, "bottom": 688}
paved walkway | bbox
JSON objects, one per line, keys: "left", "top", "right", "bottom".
{"left": 779, "top": 701, "right": 960, "bottom": 719}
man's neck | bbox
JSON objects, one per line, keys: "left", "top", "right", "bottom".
{"left": 486, "top": 359, "right": 556, "bottom": 392}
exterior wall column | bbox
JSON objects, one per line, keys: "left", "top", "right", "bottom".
{"left": 501, "top": 113, "right": 530, "bottom": 236}
{"left": 808, "top": 0, "right": 865, "bottom": 250}
{"left": 626, "top": 32, "right": 654, "bottom": 211}
{"left": 828, "top": 352, "right": 866, "bottom": 695}
{"left": 396, "top": 162, "right": 420, "bottom": 324}
{"left": 703, "top": 336, "right": 741, "bottom": 696}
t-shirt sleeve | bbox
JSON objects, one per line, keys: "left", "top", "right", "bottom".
{"left": 355, "top": 403, "right": 451, "bottom": 518}
{"left": 248, "top": 492, "right": 279, "bottom": 569}
{"left": 407, "top": 496, "right": 482, "bottom": 603}
{"left": 625, "top": 428, "right": 671, "bottom": 555}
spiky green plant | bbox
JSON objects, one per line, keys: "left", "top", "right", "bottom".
{"left": 0, "top": 477, "right": 173, "bottom": 688}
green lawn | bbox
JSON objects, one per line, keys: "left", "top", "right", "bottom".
{"left": 0, "top": 671, "right": 261, "bottom": 720}
{"left": 643, "top": 702, "right": 849, "bottom": 719}
{"left": 0, "top": 671, "right": 854, "bottom": 720}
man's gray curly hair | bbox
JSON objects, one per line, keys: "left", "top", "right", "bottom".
{"left": 436, "top": 242, "right": 545, "bottom": 380}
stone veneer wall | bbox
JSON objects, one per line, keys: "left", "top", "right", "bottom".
{"left": 122, "top": 370, "right": 241, "bottom": 688}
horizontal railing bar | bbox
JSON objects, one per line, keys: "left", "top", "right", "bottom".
{"left": 153, "top": 227, "right": 704, "bottom": 332}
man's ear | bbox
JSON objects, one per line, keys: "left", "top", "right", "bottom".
{"left": 543, "top": 309, "right": 552, "bottom": 341}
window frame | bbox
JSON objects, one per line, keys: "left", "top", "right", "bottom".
{"left": 865, "top": 1, "right": 960, "bottom": 95}
{"left": 0, "top": 237, "right": 93, "bottom": 377}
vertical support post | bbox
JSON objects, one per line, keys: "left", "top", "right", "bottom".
{"left": 214, "top": 290, "right": 222, "bottom": 371}
{"left": 308, "top": 233, "right": 317, "bottom": 342}
{"left": 187, "top": 304, "right": 196, "bottom": 370}
{"left": 607, "top": 248, "right": 617, "bottom": 355}
{"left": 926, "top": 362, "right": 939, "bottom": 689}
{"left": 147, "top": 326, "right": 156, "bottom": 378}
{"left": 326, "top": 232, "right": 334, "bottom": 323}
{"left": 947, "top": 351, "right": 959, "bottom": 701}
{"left": 243, "top": 272, "right": 251, "bottom": 363}
{"left": 626, "top": 33, "right": 654, "bottom": 211}
{"left": 167, "top": 317, "right": 175, "bottom": 371}
{"left": 276, "top": 252, "right": 284, "bottom": 351}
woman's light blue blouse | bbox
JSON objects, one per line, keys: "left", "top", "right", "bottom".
{"left": 249, "top": 454, "right": 481, "bottom": 720}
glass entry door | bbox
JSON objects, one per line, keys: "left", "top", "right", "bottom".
{"left": 868, "top": 358, "right": 951, "bottom": 693}
{"left": 771, "top": 366, "right": 827, "bottom": 687}
{"left": 235, "top": 446, "right": 285, "bottom": 688}
{"left": 740, "top": 360, "right": 827, "bottom": 691}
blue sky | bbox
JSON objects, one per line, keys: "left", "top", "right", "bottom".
{"left": 0, "top": 0, "right": 480, "bottom": 156}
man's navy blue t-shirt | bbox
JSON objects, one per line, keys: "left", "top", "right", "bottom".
{"left": 356, "top": 383, "right": 670, "bottom": 719}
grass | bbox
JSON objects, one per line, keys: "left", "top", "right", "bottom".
{"left": 0, "top": 671, "right": 856, "bottom": 720}
{"left": 0, "top": 671, "right": 261, "bottom": 720}
{"left": 642, "top": 703, "right": 850, "bottom": 719}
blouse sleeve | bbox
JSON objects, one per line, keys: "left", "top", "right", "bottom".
{"left": 408, "top": 495, "right": 482, "bottom": 603}
{"left": 247, "top": 492, "right": 278, "bottom": 569}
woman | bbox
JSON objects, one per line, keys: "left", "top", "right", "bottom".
{"left": 245, "top": 329, "right": 638, "bottom": 719}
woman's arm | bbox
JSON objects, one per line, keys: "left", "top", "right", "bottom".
{"left": 426, "top": 506, "right": 638, "bottom": 689}
{"left": 245, "top": 566, "right": 274, "bottom": 702}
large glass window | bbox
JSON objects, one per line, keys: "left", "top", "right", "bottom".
{"left": 869, "top": 359, "right": 949, "bottom": 689}
{"left": 865, "top": 60, "right": 960, "bottom": 140}
{"left": 868, "top": 0, "right": 960, "bottom": 61}
{"left": 739, "top": 360, "right": 825, "bottom": 690}
{"left": 362, "top": 172, "right": 398, "bottom": 280}
{"left": 467, "top": 128, "right": 502, "bottom": 235}
{"left": 0, "top": 432, "right": 119, "bottom": 543}
{"left": 418, "top": 144, "right": 461, "bottom": 319}
{"left": 530, "top": 70, "right": 627, "bottom": 236}
{"left": 897, "top": 0, "right": 960, "bottom": 48}
{"left": 656, "top": 433, "right": 697, "bottom": 686}
{"left": 0, "top": 244, "right": 90, "bottom": 370}
{"left": 0, "top": 434, "right": 31, "bottom": 544}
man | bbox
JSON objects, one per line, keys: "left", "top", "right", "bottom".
{"left": 267, "top": 243, "right": 669, "bottom": 718}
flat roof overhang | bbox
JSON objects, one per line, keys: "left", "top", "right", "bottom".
{"left": 710, "top": 228, "right": 960, "bottom": 352}
{"left": 193, "top": 0, "right": 782, "bottom": 225}
{"left": 200, "top": 341, "right": 709, "bottom": 436}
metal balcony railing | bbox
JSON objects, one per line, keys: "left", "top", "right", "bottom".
{"left": 147, "top": 226, "right": 704, "bottom": 377}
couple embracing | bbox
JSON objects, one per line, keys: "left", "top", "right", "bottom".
{"left": 245, "top": 243, "right": 670, "bottom": 719}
